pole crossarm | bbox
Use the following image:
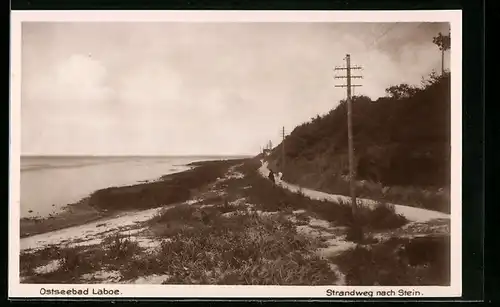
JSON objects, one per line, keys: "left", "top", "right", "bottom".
{"left": 334, "top": 65, "right": 362, "bottom": 70}
{"left": 334, "top": 76, "right": 363, "bottom": 79}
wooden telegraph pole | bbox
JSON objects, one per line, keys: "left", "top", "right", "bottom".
{"left": 281, "top": 126, "right": 286, "bottom": 172}
{"left": 334, "top": 54, "right": 363, "bottom": 224}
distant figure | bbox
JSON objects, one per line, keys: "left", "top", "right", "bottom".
{"left": 268, "top": 169, "right": 275, "bottom": 184}
{"left": 277, "top": 172, "right": 283, "bottom": 182}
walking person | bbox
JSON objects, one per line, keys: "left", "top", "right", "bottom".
{"left": 277, "top": 171, "right": 283, "bottom": 182}
{"left": 268, "top": 169, "right": 275, "bottom": 184}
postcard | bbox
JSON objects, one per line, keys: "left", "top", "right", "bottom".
{"left": 9, "top": 9, "right": 462, "bottom": 299}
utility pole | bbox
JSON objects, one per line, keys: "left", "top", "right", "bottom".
{"left": 281, "top": 126, "right": 286, "bottom": 172}
{"left": 334, "top": 54, "right": 363, "bottom": 218}
{"left": 441, "top": 47, "right": 444, "bottom": 76}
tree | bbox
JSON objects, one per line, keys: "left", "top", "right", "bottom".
{"left": 385, "top": 83, "right": 419, "bottom": 100}
{"left": 421, "top": 70, "right": 448, "bottom": 88}
{"left": 433, "top": 32, "right": 451, "bottom": 75}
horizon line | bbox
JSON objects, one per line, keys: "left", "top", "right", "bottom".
{"left": 20, "top": 154, "right": 256, "bottom": 157}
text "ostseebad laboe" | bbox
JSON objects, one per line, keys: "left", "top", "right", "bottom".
{"left": 40, "top": 288, "right": 121, "bottom": 295}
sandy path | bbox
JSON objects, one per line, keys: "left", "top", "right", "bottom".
{"left": 259, "top": 161, "right": 450, "bottom": 223}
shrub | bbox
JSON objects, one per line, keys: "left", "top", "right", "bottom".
{"left": 364, "top": 203, "right": 408, "bottom": 230}
{"left": 104, "top": 234, "right": 142, "bottom": 261}
{"left": 333, "top": 234, "right": 450, "bottom": 286}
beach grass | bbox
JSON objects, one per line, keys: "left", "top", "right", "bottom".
{"left": 331, "top": 234, "right": 451, "bottom": 286}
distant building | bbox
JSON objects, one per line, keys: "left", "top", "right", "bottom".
{"left": 263, "top": 149, "right": 271, "bottom": 156}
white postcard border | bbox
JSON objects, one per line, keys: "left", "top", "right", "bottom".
{"left": 9, "top": 9, "right": 463, "bottom": 299}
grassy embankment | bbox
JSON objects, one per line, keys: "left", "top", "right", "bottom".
{"left": 267, "top": 72, "right": 451, "bottom": 214}
{"left": 21, "top": 158, "right": 449, "bottom": 286}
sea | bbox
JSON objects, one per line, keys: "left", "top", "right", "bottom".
{"left": 19, "top": 155, "right": 247, "bottom": 219}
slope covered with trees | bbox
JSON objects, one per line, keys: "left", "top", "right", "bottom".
{"left": 268, "top": 71, "right": 451, "bottom": 213}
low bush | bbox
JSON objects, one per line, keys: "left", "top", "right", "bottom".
{"left": 333, "top": 234, "right": 450, "bottom": 286}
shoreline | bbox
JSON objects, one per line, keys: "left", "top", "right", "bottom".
{"left": 20, "top": 156, "right": 451, "bottom": 286}
{"left": 20, "top": 158, "right": 246, "bottom": 238}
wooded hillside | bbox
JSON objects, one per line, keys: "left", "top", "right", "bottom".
{"left": 269, "top": 71, "right": 451, "bottom": 190}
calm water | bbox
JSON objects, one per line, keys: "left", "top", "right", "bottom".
{"left": 20, "top": 156, "right": 244, "bottom": 219}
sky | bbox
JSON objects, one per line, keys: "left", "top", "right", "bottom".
{"left": 21, "top": 22, "right": 450, "bottom": 156}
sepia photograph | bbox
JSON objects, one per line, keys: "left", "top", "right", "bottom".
{"left": 10, "top": 10, "right": 462, "bottom": 298}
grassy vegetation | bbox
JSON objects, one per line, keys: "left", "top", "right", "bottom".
{"left": 21, "top": 234, "right": 146, "bottom": 284}
{"left": 281, "top": 163, "right": 450, "bottom": 214}
{"left": 21, "top": 245, "right": 105, "bottom": 283}
{"left": 332, "top": 234, "right": 450, "bottom": 286}
{"left": 132, "top": 208, "right": 337, "bottom": 285}
{"left": 86, "top": 159, "right": 244, "bottom": 212}
{"left": 22, "top": 206, "right": 337, "bottom": 285}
